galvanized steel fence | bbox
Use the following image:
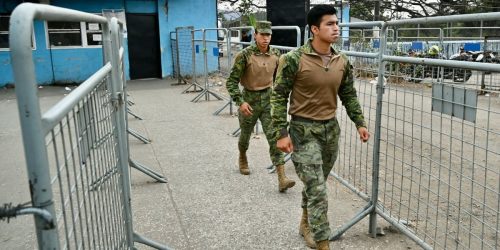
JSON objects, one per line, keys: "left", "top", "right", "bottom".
{"left": 332, "top": 13, "right": 500, "bottom": 250}
{"left": 4, "top": 3, "right": 170, "bottom": 249}
{"left": 191, "top": 28, "right": 228, "bottom": 103}
{"left": 171, "top": 26, "right": 193, "bottom": 85}
{"left": 170, "top": 13, "right": 499, "bottom": 249}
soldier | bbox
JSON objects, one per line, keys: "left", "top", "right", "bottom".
{"left": 271, "top": 5, "right": 370, "bottom": 249}
{"left": 226, "top": 21, "right": 295, "bottom": 192}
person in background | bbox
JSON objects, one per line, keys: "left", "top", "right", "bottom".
{"left": 226, "top": 21, "right": 296, "bottom": 192}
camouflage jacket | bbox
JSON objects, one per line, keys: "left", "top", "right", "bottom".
{"left": 226, "top": 44, "right": 281, "bottom": 106}
{"left": 271, "top": 39, "right": 367, "bottom": 139}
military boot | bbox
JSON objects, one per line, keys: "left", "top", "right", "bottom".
{"left": 316, "top": 240, "right": 330, "bottom": 250}
{"left": 239, "top": 147, "right": 249, "bottom": 175}
{"left": 299, "top": 208, "right": 317, "bottom": 249}
{"left": 276, "top": 165, "right": 295, "bottom": 192}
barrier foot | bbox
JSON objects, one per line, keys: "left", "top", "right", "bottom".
{"left": 128, "top": 128, "right": 152, "bottom": 144}
{"left": 213, "top": 100, "right": 233, "bottom": 116}
{"left": 191, "top": 89, "right": 224, "bottom": 103}
{"left": 231, "top": 127, "right": 241, "bottom": 137}
{"left": 171, "top": 77, "right": 188, "bottom": 86}
{"left": 127, "top": 108, "right": 143, "bottom": 120}
{"left": 329, "top": 203, "right": 374, "bottom": 241}
{"left": 182, "top": 82, "right": 204, "bottom": 94}
{"left": 130, "top": 159, "right": 167, "bottom": 183}
{"left": 134, "top": 232, "right": 172, "bottom": 250}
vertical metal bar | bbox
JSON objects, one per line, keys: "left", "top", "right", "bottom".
{"left": 356, "top": 72, "right": 367, "bottom": 189}
{"left": 423, "top": 92, "right": 434, "bottom": 245}
{"left": 203, "top": 29, "right": 209, "bottom": 101}
{"left": 110, "top": 17, "right": 135, "bottom": 248}
{"left": 226, "top": 28, "right": 232, "bottom": 72}
{"left": 369, "top": 23, "right": 388, "bottom": 236}
{"left": 389, "top": 63, "right": 398, "bottom": 220}
{"left": 101, "top": 88, "right": 123, "bottom": 247}
{"left": 59, "top": 119, "right": 80, "bottom": 247}
{"left": 101, "top": 18, "right": 130, "bottom": 247}
{"left": 116, "top": 24, "right": 131, "bottom": 246}
{"left": 79, "top": 97, "right": 99, "bottom": 249}
{"left": 175, "top": 28, "right": 182, "bottom": 84}
{"left": 91, "top": 86, "right": 113, "bottom": 248}
{"left": 71, "top": 108, "right": 93, "bottom": 249}
{"left": 89, "top": 91, "right": 108, "bottom": 247}
{"left": 364, "top": 58, "right": 374, "bottom": 193}
{"left": 480, "top": 94, "right": 492, "bottom": 249}
{"left": 93, "top": 87, "right": 112, "bottom": 246}
{"left": 192, "top": 30, "right": 197, "bottom": 87}
{"left": 454, "top": 116, "right": 466, "bottom": 249}
{"left": 85, "top": 94, "right": 105, "bottom": 248}
{"left": 9, "top": 5, "right": 60, "bottom": 249}
{"left": 66, "top": 110, "right": 86, "bottom": 249}
{"left": 102, "top": 87, "right": 118, "bottom": 248}
{"left": 382, "top": 77, "right": 391, "bottom": 215}
{"left": 397, "top": 66, "right": 407, "bottom": 222}
{"left": 52, "top": 129, "right": 71, "bottom": 248}
{"left": 347, "top": 111, "right": 354, "bottom": 185}
{"left": 415, "top": 80, "right": 426, "bottom": 243}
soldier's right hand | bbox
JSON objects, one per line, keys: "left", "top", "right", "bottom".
{"left": 239, "top": 102, "right": 253, "bottom": 116}
{"left": 277, "top": 136, "right": 294, "bottom": 153}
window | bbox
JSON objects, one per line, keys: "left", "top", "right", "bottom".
{"left": 47, "top": 18, "right": 103, "bottom": 48}
{"left": 85, "top": 22, "right": 102, "bottom": 46}
{"left": 0, "top": 15, "right": 9, "bottom": 49}
{"left": 47, "top": 21, "right": 82, "bottom": 47}
{"left": 0, "top": 15, "right": 35, "bottom": 50}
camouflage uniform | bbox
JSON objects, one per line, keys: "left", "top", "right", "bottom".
{"left": 271, "top": 39, "right": 367, "bottom": 241}
{"left": 226, "top": 42, "right": 284, "bottom": 166}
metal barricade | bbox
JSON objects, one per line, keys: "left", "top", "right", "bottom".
{"left": 171, "top": 26, "right": 194, "bottom": 85}
{"left": 191, "top": 28, "right": 228, "bottom": 103}
{"left": 332, "top": 12, "right": 500, "bottom": 250}
{"left": 4, "top": 3, "right": 170, "bottom": 249}
{"left": 170, "top": 31, "right": 179, "bottom": 82}
{"left": 182, "top": 29, "right": 204, "bottom": 94}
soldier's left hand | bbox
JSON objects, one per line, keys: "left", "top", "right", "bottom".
{"left": 357, "top": 127, "right": 370, "bottom": 143}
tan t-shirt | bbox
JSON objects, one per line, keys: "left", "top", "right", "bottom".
{"left": 289, "top": 53, "right": 346, "bottom": 120}
{"left": 240, "top": 53, "right": 279, "bottom": 91}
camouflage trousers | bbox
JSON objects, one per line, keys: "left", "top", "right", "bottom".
{"left": 289, "top": 117, "right": 340, "bottom": 242}
{"left": 238, "top": 88, "right": 284, "bottom": 166}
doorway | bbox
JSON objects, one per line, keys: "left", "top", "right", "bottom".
{"left": 125, "top": 13, "right": 162, "bottom": 79}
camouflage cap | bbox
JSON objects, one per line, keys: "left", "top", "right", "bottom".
{"left": 255, "top": 21, "right": 272, "bottom": 34}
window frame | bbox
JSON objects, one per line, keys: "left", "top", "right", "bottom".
{"left": 84, "top": 21, "right": 103, "bottom": 47}
{"left": 0, "top": 14, "right": 36, "bottom": 51}
{"left": 45, "top": 15, "right": 103, "bottom": 49}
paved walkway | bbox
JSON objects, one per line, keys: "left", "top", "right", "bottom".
{"left": 0, "top": 79, "right": 418, "bottom": 249}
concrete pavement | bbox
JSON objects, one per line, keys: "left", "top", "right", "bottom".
{"left": 0, "top": 79, "right": 417, "bottom": 249}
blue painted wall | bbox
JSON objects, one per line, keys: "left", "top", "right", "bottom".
{"left": 158, "top": 0, "right": 217, "bottom": 77}
{"left": 0, "top": 0, "right": 217, "bottom": 87}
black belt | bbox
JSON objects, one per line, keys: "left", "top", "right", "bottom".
{"left": 291, "top": 115, "right": 334, "bottom": 124}
{"left": 244, "top": 87, "right": 270, "bottom": 92}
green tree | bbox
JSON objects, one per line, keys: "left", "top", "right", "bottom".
{"left": 350, "top": 0, "right": 500, "bottom": 20}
